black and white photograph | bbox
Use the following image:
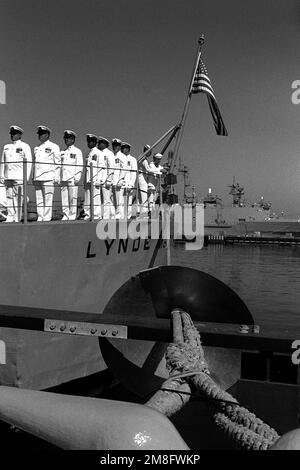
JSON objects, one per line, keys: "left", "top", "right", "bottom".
{"left": 0, "top": 0, "right": 299, "bottom": 457}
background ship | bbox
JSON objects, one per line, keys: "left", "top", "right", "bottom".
{"left": 203, "top": 177, "right": 272, "bottom": 226}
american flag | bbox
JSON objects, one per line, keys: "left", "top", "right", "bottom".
{"left": 191, "top": 58, "right": 228, "bottom": 136}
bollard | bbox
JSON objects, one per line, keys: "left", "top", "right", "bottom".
{"left": 270, "top": 428, "right": 300, "bottom": 449}
{"left": 0, "top": 386, "right": 189, "bottom": 450}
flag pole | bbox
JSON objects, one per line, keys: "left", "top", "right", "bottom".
{"left": 170, "top": 34, "right": 205, "bottom": 173}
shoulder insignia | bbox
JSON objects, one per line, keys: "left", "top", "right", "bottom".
{"left": 70, "top": 153, "right": 76, "bottom": 159}
{"left": 115, "top": 158, "right": 120, "bottom": 164}
{"left": 45, "top": 148, "right": 51, "bottom": 153}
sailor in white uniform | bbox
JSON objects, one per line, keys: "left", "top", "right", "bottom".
{"left": 111, "top": 138, "right": 126, "bottom": 219}
{"left": 0, "top": 154, "right": 7, "bottom": 221}
{"left": 83, "top": 134, "right": 102, "bottom": 219}
{"left": 60, "top": 130, "right": 83, "bottom": 220}
{"left": 0, "top": 183, "right": 7, "bottom": 220}
{"left": 0, "top": 126, "right": 32, "bottom": 222}
{"left": 97, "top": 136, "right": 115, "bottom": 219}
{"left": 33, "top": 126, "right": 61, "bottom": 222}
{"left": 138, "top": 145, "right": 153, "bottom": 214}
{"left": 121, "top": 142, "right": 137, "bottom": 219}
{"left": 148, "top": 152, "right": 164, "bottom": 209}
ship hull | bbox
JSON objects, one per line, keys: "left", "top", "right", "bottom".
{"left": 0, "top": 220, "right": 166, "bottom": 389}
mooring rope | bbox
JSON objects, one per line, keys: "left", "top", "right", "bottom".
{"left": 146, "top": 308, "right": 280, "bottom": 450}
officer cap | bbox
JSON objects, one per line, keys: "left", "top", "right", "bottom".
{"left": 154, "top": 153, "right": 163, "bottom": 159}
{"left": 64, "top": 129, "right": 76, "bottom": 138}
{"left": 9, "top": 125, "right": 24, "bottom": 135}
{"left": 111, "top": 138, "right": 122, "bottom": 146}
{"left": 121, "top": 142, "right": 131, "bottom": 149}
{"left": 98, "top": 136, "right": 109, "bottom": 145}
{"left": 37, "top": 125, "right": 51, "bottom": 134}
{"left": 86, "top": 133, "right": 98, "bottom": 141}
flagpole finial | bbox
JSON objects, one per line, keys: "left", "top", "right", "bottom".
{"left": 198, "top": 34, "right": 205, "bottom": 45}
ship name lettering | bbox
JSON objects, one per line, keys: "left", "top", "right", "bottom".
{"left": 87, "top": 238, "right": 152, "bottom": 257}
{"left": 86, "top": 241, "right": 96, "bottom": 258}
{"left": 118, "top": 239, "right": 128, "bottom": 254}
{"left": 105, "top": 239, "right": 115, "bottom": 256}
{"left": 132, "top": 238, "right": 140, "bottom": 252}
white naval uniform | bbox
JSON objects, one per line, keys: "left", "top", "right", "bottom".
{"left": 60, "top": 144, "right": 83, "bottom": 220}
{"left": 111, "top": 150, "right": 126, "bottom": 219}
{"left": 99, "top": 148, "right": 115, "bottom": 220}
{"left": 33, "top": 140, "right": 61, "bottom": 221}
{"left": 0, "top": 140, "right": 32, "bottom": 222}
{"left": 148, "top": 162, "right": 163, "bottom": 209}
{"left": 84, "top": 147, "right": 102, "bottom": 219}
{"left": 123, "top": 154, "right": 137, "bottom": 218}
{"left": 138, "top": 159, "right": 152, "bottom": 214}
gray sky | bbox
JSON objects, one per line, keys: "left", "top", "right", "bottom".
{"left": 0, "top": 0, "right": 299, "bottom": 214}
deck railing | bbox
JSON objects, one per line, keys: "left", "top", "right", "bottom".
{"left": 0, "top": 159, "right": 163, "bottom": 223}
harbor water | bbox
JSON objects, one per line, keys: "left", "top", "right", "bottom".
{"left": 172, "top": 243, "right": 300, "bottom": 332}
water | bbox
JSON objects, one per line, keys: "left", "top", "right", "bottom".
{"left": 172, "top": 243, "right": 300, "bottom": 331}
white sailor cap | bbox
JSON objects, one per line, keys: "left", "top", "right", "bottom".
{"left": 10, "top": 125, "right": 24, "bottom": 134}
{"left": 86, "top": 133, "right": 98, "bottom": 141}
{"left": 111, "top": 138, "right": 122, "bottom": 146}
{"left": 98, "top": 136, "right": 109, "bottom": 145}
{"left": 37, "top": 125, "right": 51, "bottom": 134}
{"left": 143, "top": 144, "right": 151, "bottom": 152}
{"left": 64, "top": 129, "right": 77, "bottom": 138}
{"left": 121, "top": 141, "right": 131, "bottom": 149}
{"left": 154, "top": 153, "right": 163, "bottom": 159}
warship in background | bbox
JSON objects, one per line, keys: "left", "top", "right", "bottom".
{"left": 203, "top": 178, "right": 273, "bottom": 232}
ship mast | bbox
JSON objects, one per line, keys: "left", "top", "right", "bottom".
{"left": 228, "top": 176, "right": 245, "bottom": 206}
{"left": 177, "top": 158, "right": 197, "bottom": 204}
{"left": 178, "top": 157, "right": 190, "bottom": 200}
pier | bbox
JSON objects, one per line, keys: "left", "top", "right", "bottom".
{"left": 202, "top": 235, "right": 300, "bottom": 246}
